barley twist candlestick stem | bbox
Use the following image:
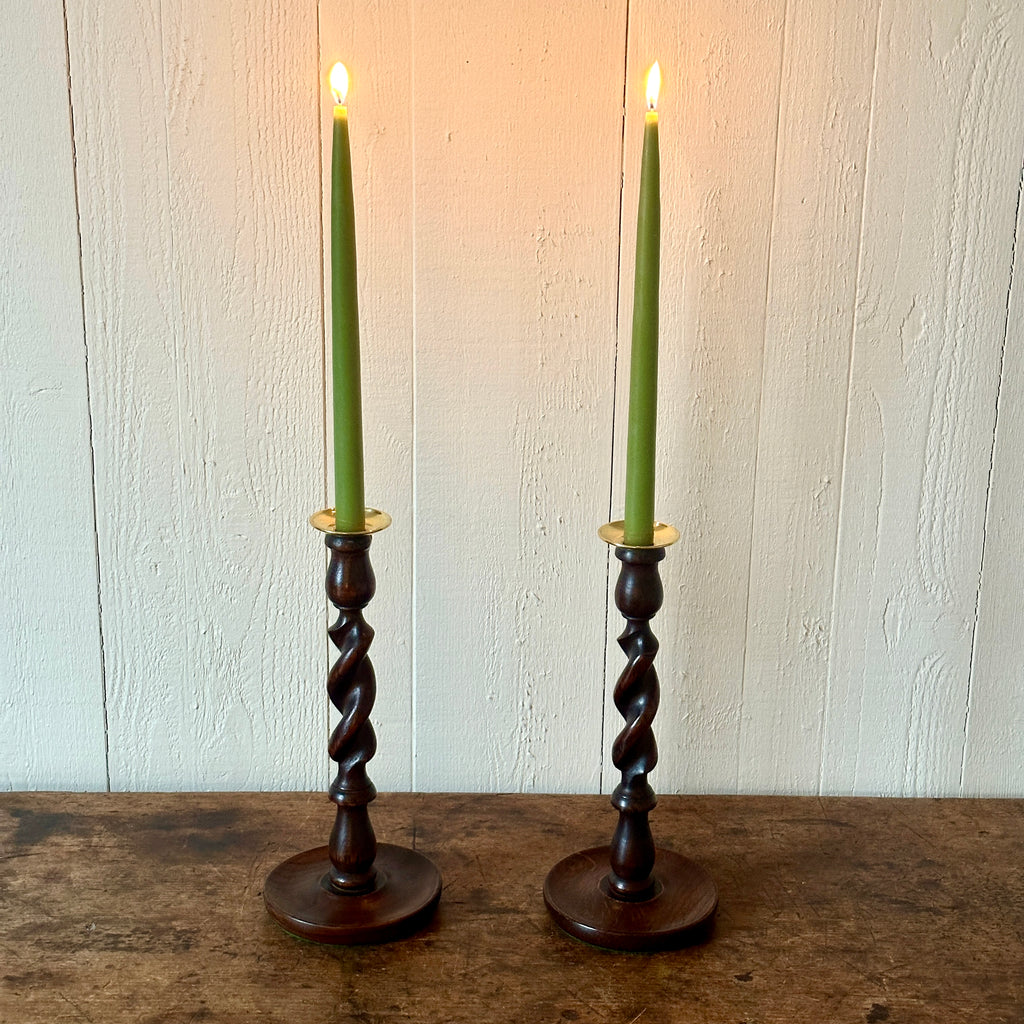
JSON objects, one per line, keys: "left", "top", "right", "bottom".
{"left": 606, "top": 545, "right": 663, "bottom": 901}
{"left": 264, "top": 509, "right": 441, "bottom": 945}
{"left": 324, "top": 531, "right": 379, "bottom": 894}
{"left": 544, "top": 521, "right": 717, "bottom": 951}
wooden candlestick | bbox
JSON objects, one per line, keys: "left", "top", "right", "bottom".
{"left": 544, "top": 521, "right": 717, "bottom": 951}
{"left": 264, "top": 509, "right": 441, "bottom": 944}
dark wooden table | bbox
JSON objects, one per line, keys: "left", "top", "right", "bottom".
{"left": 1, "top": 792, "right": 1022, "bottom": 1022}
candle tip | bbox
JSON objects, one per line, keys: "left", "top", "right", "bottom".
{"left": 646, "top": 61, "right": 661, "bottom": 111}
{"left": 330, "top": 62, "right": 349, "bottom": 106}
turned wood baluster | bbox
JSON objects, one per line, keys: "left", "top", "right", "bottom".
{"left": 264, "top": 509, "right": 441, "bottom": 944}
{"left": 324, "top": 532, "right": 378, "bottom": 894}
{"left": 543, "top": 522, "right": 717, "bottom": 949}
{"left": 606, "top": 544, "right": 664, "bottom": 901}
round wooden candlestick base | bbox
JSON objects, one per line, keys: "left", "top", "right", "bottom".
{"left": 544, "top": 846, "right": 717, "bottom": 952}
{"left": 264, "top": 511, "right": 441, "bottom": 946}
{"left": 264, "top": 843, "right": 441, "bottom": 945}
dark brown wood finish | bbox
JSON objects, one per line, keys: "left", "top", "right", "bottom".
{"left": 545, "top": 544, "right": 718, "bottom": 949}
{"left": 263, "top": 533, "right": 440, "bottom": 943}
{"left": 544, "top": 846, "right": 717, "bottom": 952}
{"left": 3, "top": 792, "right": 1023, "bottom": 1022}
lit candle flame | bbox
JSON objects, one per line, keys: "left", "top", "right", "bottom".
{"left": 646, "top": 61, "right": 661, "bottom": 111}
{"left": 330, "top": 62, "right": 349, "bottom": 106}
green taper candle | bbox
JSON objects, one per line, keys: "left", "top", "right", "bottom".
{"left": 330, "top": 62, "right": 365, "bottom": 532}
{"left": 623, "top": 62, "right": 661, "bottom": 546}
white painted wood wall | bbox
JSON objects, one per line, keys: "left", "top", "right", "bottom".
{"left": 4, "top": 0, "right": 1023, "bottom": 796}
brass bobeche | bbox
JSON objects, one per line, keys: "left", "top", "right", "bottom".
{"left": 598, "top": 520, "right": 679, "bottom": 550}
{"left": 309, "top": 507, "right": 392, "bottom": 536}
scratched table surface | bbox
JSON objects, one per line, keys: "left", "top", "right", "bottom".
{"left": 1, "top": 792, "right": 1022, "bottom": 1023}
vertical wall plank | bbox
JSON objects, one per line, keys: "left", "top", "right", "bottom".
{"left": 822, "top": 1, "right": 1024, "bottom": 795}
{"left": 960, "top": 162, "right": 1024, "bottom": 796}
{"left": 613, "top": 0, "right": 785, "bottom": 795}
{"left": 738, "top": 0, "right": 881, "bottom": 793}
{"left": 411, "top": 0, "right": 626, "bottom": 792}
{"left": 67, "top": 1, "right": 325, "bottom": 790}
{"left": 318, "top": 0, "right": 415, "bottom": 791}
{"left": 0, "top": 6, "right": 107, "bottom": 789}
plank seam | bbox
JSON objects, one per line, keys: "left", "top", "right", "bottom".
{"left": 409, "top": 0, "right": 419, "bottom": 792}
{"left": 601, "top": 0, "right": 631, "bottom": 797}
{"left": 316, "top": 2, "right": 331, "bottom": 792}
{"left": 736, "top": 0, "right": 790, "bottom": 790}
{"left": 62, "top": 0, "right": 111, "bottom": 793}
{"left": 959, "top": 149, "right": 1024, "bottom": 794}
{"left": 819, "top": 0, "right": 885, "bottom": 796}
{"left": 316, "top": 6, "right": 329, "bottom": 515}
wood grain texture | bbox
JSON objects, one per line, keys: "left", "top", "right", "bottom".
{"left": 411, "top": 0, "right": 626, "bottom": 792}
{"left": 65, "top": 0, "right": 325, "bottom": 790}
{"left": 610, "top": 0, "right": 786, "bottom": 796}
{"left": 961, "top": 154, "right": 1024, "bottom": 796}
{"left": 319, "top": 0, "right": 415, "bottom": 791}
{"left": 0, "top": 5, "right": 107, "bottom": 789}
{"left": 822, "top": 1, "right": 1024, "bottom": 795}
{"left": 2, "top": 791, "right": 1024, "bottom": 1021}
{"left": 739, "top": 0, "right": 882, "bottom": 793}
{"left": 7, "top": 0, "right": 1024, "bottom": 796}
